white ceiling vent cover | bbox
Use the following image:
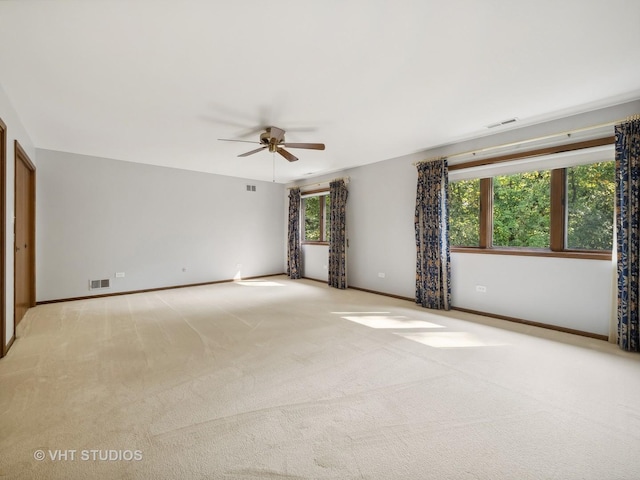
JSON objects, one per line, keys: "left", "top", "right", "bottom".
{"left": 487, "top": 118, "right": 518, "bottom": 129}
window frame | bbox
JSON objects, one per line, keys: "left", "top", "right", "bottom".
{"left": 449, "top": 137, "right": 614, "bottom": 261}
{"left": 301, "top": 188, "right": 330, "bottom": 245}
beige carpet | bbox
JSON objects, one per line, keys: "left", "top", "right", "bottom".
{"left": 1, "top": 276, "right": 639, "bottom": 479}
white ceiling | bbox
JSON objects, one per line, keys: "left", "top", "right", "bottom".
{"left": 0, "top": 0, "right": 639, "bottom": 183}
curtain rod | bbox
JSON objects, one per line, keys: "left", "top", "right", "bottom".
{"left": 287, "top": 176, "right": 350, "bottom": 190}
{"left": 412, "top": 115, "right": 637, "bottom": 166}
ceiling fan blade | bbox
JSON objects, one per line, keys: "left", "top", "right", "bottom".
{"left": 238, "top": 146, "right": 267, "bottom": 157}
{"left": 281, "top": 143, "right": 325, "bottom": 150}
{"left": 218, "top": 138, "right": 261, "bottom": 144}
{"left": 277, "top": 148, "right": 298, "bottom": 162}
{"left": 269, "top": 126, "right": 285, "bottom": 144}
{"left": 235, "top": 125, "right": 270, "bottom": 139}
{"left": 199, "top": 115, "right": 255, "bottom": 129}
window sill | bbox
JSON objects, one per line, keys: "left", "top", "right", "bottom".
{"left": 302, "top": 241, "right": 329, "bottom": 246}
{"left": 451, "top": 246, "right": 612, "bottom": 261}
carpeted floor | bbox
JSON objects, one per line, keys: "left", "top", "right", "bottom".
{"left": 1, "top": 276, "right": 639, "bottom": 479}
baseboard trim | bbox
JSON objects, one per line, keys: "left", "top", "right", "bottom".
{"left": 302, "top": 276, "right": 327, "bottom": 284}
{"left": 346, "top": 284, "right": 607, "bottom": 342}
{"left": 452, "top": 307, "right": 608, "bottom": 341}
{"left": 36, "top": 273, "right": 286, "bottom": 305}
{"left": 348, "top": 285, "right": 414, "bottom": 302}
{"left": 3, "top": 333, "right": 15, "bottom": 357}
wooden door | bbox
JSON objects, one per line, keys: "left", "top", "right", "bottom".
{"left": 14, "top": 141, "right": 35, "bottom": 327}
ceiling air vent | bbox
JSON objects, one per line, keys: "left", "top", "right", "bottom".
{"left": 487, "top": 117, "right": 518, "bottom": 129}
{"left": 89, "top": 279, "right": 110, "bottom": 290}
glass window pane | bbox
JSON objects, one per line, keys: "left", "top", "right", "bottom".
{"left": 493, "top": 171, "right": 550, "bottom": 248}
{"left": 448, "top": 179, "right": 480, "bottom": 247}
{"left": 303, "top": 196, "right": 320, "bottom": 241}
{"left": 566, "top": 162, "right": 614, "bottom": 250}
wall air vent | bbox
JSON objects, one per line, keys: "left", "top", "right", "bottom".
{"left": 89, "top": 279, "right": 110, "bottom": 290}
{"left": 246, "top": 185, "right": 256, "bottom": 192}
{"left": 487, "top": 118, "right": 518, "bottom": 129}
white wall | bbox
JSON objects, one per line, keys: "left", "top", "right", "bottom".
{"left": 37, "top": 149, "right": 285, "bottom": 301}
{"left": 0, "top": 82, "right": 36, "bottom": 350}
{"left": 301, "top": 244, "right": 329, "bottom": 282}
{"left": 451, "top": 253, "right": 614, "bottom": 336}
{"left": 288, "top": 99, "right": 640, "bottom": 336}
{"left": 345, "top": 158, "right": 416, "bottom": 297}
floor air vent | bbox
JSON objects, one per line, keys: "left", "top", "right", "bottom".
{"left": 89, "top": 279, "right": 110, "bottom": 290}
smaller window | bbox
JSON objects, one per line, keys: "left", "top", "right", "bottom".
{"left": 303, "top": 191, "right": 330, "bottom": 243}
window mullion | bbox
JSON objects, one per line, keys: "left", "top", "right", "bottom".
{"left": 550, "top": 169, "right": 566, "bottom": 251}
{"left": 479, "top": 178, "right": 492, "bottom": 248}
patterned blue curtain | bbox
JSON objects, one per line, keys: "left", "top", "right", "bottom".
{"left": 287, "top": 188, "right": 301, "bottom": 279}
{"left": 415, "top": 158, "right": 451, "bottom": 310}
{"left": 328, "top": 179, "right": 348, "bottom": 289}
{"left": 616, "top": 118, "right": 640, "bottom": 352}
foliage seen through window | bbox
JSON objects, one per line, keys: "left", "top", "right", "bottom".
{"left": 303, "top": 194, "right": 330, "bottom": 242}
{"left": 448, "top": 161, "right": 614, "bottom": 253}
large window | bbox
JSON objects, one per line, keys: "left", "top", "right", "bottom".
{"left": 448, "top": 160, "right": 614, "bottom": 257}
{"left": 302, "top": 191, "right": 330, "bottom": 243}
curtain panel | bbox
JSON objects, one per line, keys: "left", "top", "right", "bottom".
{"left": 616, "top": 118, "right": 640, "bottom": 352}
{"left": 415, "top": 158, "right": 451, "bottom": 310}
{"left": 287, "top": 188, "right": 301, "bottom": 279}
{"left": 328, "top": 179, "right": 348, "bottom": 289}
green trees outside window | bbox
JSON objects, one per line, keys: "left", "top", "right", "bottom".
{"left": 566, "top": 162, "right": 614, "bottom": 250}
{"left": 303, "top": 196, "right": 321, "bottom": 241}
{"left": 448, "top": 179, "right": 480, "bottom": 247}
{"left": 493, "top": 171, "right": 551, "bottom": 248}
{"left": 303, "top": 193, "right": 330, "bottom": 242}
{"left": 448, "top": 161, "right": 614, "bottom": 253}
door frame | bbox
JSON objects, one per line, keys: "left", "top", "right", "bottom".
{"left": 0, "top": 119, "right": 5, "bottom": 356}
{"left": 13, "top": 140, "right": 35, "bottom": 336}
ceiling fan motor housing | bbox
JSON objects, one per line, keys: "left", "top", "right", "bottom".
{"left": 262, "top": 128, "right": 284, "bottom": 152}
{"left": 261, "top": 128, "right": 283, "bottom": 144}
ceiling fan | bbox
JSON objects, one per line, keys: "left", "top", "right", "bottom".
{"left": 218, "top": 126, "right": 325, "bottom": 162}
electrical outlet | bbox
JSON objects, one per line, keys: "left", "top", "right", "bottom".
{"left": 475, "top": 285, "right": 487, "bottom": 293}
{"left": 378, "top": 272, "right": 386, "bottom": 278}
{"left": 115, "top": 272, "right": 125, "bottom": 278}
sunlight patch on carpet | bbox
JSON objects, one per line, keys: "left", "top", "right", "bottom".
{"left": 396, "top": 331, "right": 507, "bottom": 348}
{"left": 341, "top": 315, "right": 445, "bottom": 329}
{"left": 235, "top": 280, "right": 286, "bottom": 287}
